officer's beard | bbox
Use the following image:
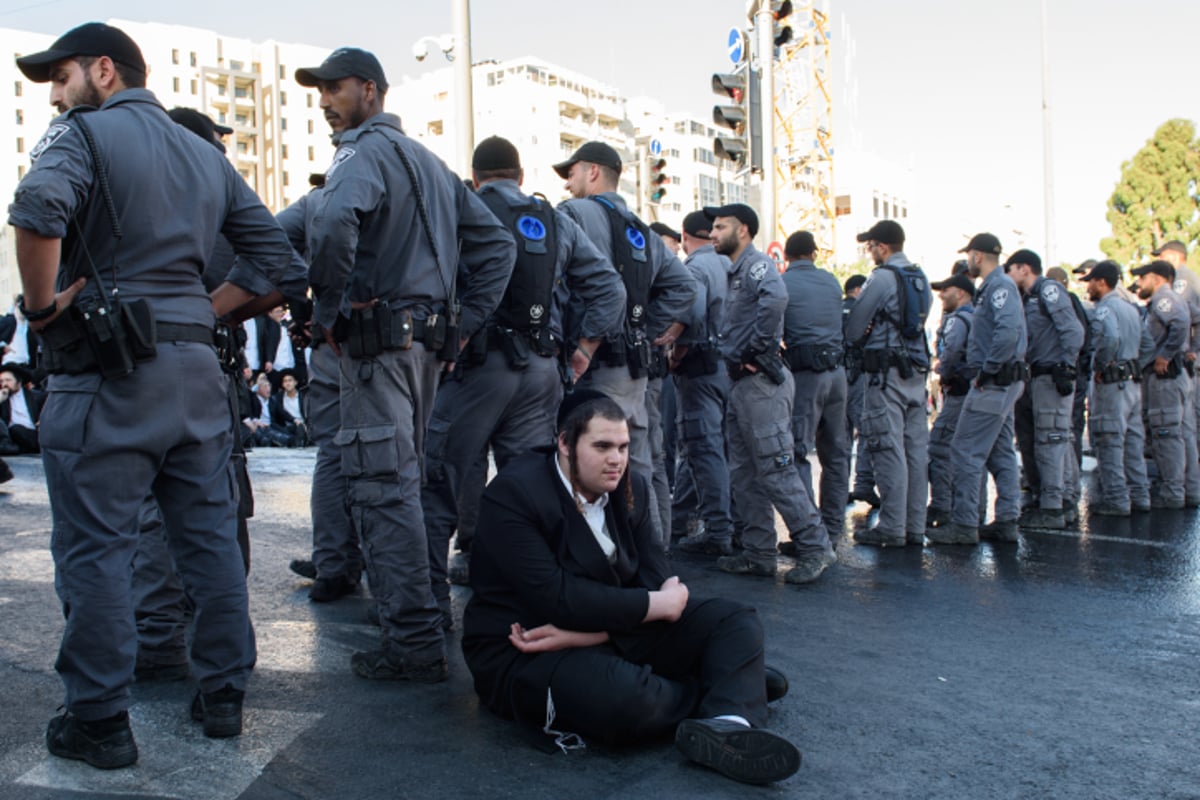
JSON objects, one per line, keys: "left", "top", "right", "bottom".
{"left": 65, "top": 73, "right": 105, "bottom": 112}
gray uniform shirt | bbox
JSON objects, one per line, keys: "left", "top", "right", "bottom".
{"left": 781, "top": 259, "right": 843, "bottom": 350}
{"left": 1024, "top": 275, "right": 1084, "bottom": 366}
{"left": 844, "top": 252, "right": 932, "bottom": 366}
{"left": 1146, "top": 284, "right": 1190, "bottom": 361}
{"left": 8, "top": 88, "right": 291, "bottom": 327}
{"left": 719, "top": 244, "right": 786, "bottom": 362}
{"left": 967, "top": 267, "right": 1028, "bottom": 373}
{"left": 679, "top": 244, "right": 729, "bottom": 347}
{"left": 1091, "top": 291, "right": 1144, "bottom": 366}
{"left": 935, "top": 305, "right": 974, "bottom": 381}
{"left": 477, "top": 179, "right": 624, "bottom": 341}
{"left": 1171, "top": 264, "right": 1200, "bottom": 352}
{"left": 305, "top": 112, "right": 515, "bottom": 334}
{"left": 559, "top": 192, "right": 695, "bottom": 342}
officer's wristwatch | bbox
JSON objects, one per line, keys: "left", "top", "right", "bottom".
{"left": 18, "top": 298, "right": 57, "bottom": 322}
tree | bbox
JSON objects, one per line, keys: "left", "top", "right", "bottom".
{"left": 1100, "top": 119, "right": 1200, "bottom": 266}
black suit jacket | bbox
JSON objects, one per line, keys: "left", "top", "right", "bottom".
{"left": 0, "top": 386, "right": 46, "bottom": 427}
{"left": 462, "top": 448, "right": 669, "bottom": 717}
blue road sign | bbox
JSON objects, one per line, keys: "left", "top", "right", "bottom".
{"left": 727, "top": 27, "right": 744, "bottom": 65}
{"left": 649, "top": 138, "right": 663, "bottom": 157}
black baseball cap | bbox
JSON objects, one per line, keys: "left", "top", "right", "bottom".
{"left": 784, "top": 231, "right": 817, "bottom": 258}
{"left": 552, "top": 141, "right": 623, "bottom": 179}
{"left": 472, "top": 135, "right": 520, "bottom": 171}
{"left": 951, "top": 259, "right": 970, "bottom": 275}
{"left": 1073, "top": 258, "right": 1097, "bottom": 276}
{"left": 844, "top": 274, "right": 867, "bottom": 294}
{"left": 682, "top": 210, "right": 711, "bottom": 238}
{"left": 1003, "top": 249, "right": 1042, "bottom": 273}
{"left": 295, "top": 48, "right": 389, "bottom": 93}
{"left": 856, "top": 219, "right": 905, "bottom": 246}
{"left": 649, "top": 222, "right": 680, "bottom": 241}
{"left": 703, "top": 203, "right": 759, "bottom": 238}
{"left": 1131, "top": 260, "right": 1176, "bottom": 281}
{"left": 930, "top": 272, "right": 975, "bottom": 297}
{"left": 168, "top": 107, "right": 227, "bottom": 153}
{"left": 16, "top": 22, "right": 146, "bottom": 83}
{"left": 1151, "top": 240, "right": 1187, "bottom": 257}
{"left": 1080, "top": 260, "right": 1122, "bottom": 288}
{"left": 958, "top": 232, "right": 1002, "bottom": 255}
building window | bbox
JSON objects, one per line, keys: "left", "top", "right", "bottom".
{"left": 191, "top": 79, "right": 198, "bottom": 95}
{"left": 15, "top": 109, "right": 22, "bottom": 124}
{"left": 279, "top": 91, "right": 287, "bottom": 106}
{"left": 230, "top": 59, "right": 244, "bottom": 72}
{"left": 17, "top": 164, "right": 26, "bottom": 180}
{"left": 16, "top": 137, "right": 24, "bottom": 153}
{"left": 14, "top": 80, "right": 22, "bottom": 97}
{"left": 281, "top": 118, "right": 288, "bottom": 131}
{"left": 306, "top": 94, "right": 312, "bottom": 108}
{"left": 171, "top": 49, "right": 179, "bottom": 65}
{"left": 172, "top": 77, "right": 180, "bottom": 92}
{"left": 279, "top": 64, "right": 286, "bottom": 80}
{"left": 307, "top": 120, "right": 314, "bottom": 134}
{"left": 281, "top": 144, "right": 288, "bottom": 158}
{"left": 872, "top": 195, "right": 879, "bottom": 217}
{"left": 307, "top": 145, "right": 314, "bottom": 160}
{"left": 190, "top": 52, "right": 197, "bottom": 67}
{"left": 282, "top": 172, "right": 289, "bottom": 186}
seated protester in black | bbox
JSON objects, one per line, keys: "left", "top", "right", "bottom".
{"left": 462, "top": 390, "right": 801, "bottom": 785}
{"left": 269, "top": 369, "right": 308, "bottom": 447}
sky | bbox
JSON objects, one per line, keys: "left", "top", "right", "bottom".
{"left": 3, "top": 0, "right": 1197, "bottom": 267}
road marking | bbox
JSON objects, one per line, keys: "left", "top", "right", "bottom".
{"left": 15, "top": 702, "right": 320, "bottom": 799}
{"left": 1030, "top": 529, "right": 1179, "bottom": 549}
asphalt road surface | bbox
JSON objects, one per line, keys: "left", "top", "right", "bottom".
{"left": 1, "top": 450, "right": 1196, "bottom": 799}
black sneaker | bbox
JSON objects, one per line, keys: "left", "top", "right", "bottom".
{"left": 288, "top": 558, "right": 317, "bottom": 580}
{"left": 46, "top": 711, "right": 138, "bottom": 770}
{"left": 716, "top": 553, "right": 777, "bottom": 577}
{"left": 351, "top": 651, "right": 448, "bottom": 683}
{"left": 675, "top": 718, "right": 801, "bottom": 784}
{"left": 677, "top": 533, "right": 734, "bottom": 556}
{"left": 849, "top": 488, "right": 881, "bottom": 508}
{"left": 309, "top": 573, "right": 359, "bottom": 603}
{"left": 764, "top": 666, "right": 789, "bottom": 703}
{"left": 190, "top": 684, "right": 244, "bottom": 738}
{"left": 784, "top": 551, "right": 836, "bottom": 585}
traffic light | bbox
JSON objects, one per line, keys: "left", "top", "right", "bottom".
{"left": 647, "top": 156, "right": 668, "bottom": 204}
{"left": 712, "top": 72, "right": 748, "bottom": 166}
{"left": 712, "top": 69, "right": 762, "bottom": 171}
{"left": 772, "top": 1, "right": 794, "bottom": 47}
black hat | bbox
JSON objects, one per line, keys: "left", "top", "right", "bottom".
{"left": 0, "top": 362, "right": 33, "bottom": 385}
{"left": 1151, "top": 240, "right": 1187, "bottom": 257}
{"left": 556, "top": 388, "right": 613, "bottom": 433}
{"left": 930, "top": 272, "right": 975, "bottom": 297}
{"left": 1003, "top": 249, "right": 1042, "bottom": 273}
{"left": 649, "top": 222, "right": 680, "bottom": 241}
{"left": 1080, "top": 260, "right": 1121, "bottom": 287}
{"left": 703, "top": 203, "right": 759, "bottom": 238}
{"left": 295, "top": 47, "right": 389, "bottom": 93}
{"left": 856, "top": 219, "right": 905, "bottom": 246}
{"left": 958, "top": 232, "right": 1002, "bottom": 255}
{"left": 844, "top": 274, "right": 867, "bottom": 294}
{"left": 552, "top": 141, "right": 623, "bottom": 179}
{"left": 951, "top": 259, "right": 969, "bottom": 275}
{"left": 1131, "top": 260, "right": 1176, "bottom": 282}
{"left": 682, "top": 210, "right": 711, "bottom": 238}
{"left": 784, "top": 230, "right": 817, "bottom": 258}
{"left": 472, "top": 136, "right": 520, "bottom": 171}
{"left": 1073, "top": 258, "right": 1097, "bottom": 276}
{"left": 16, "top": 22, "right": 146, "bottom": 83}
{"left": 168, "top": 107, "right": 227, "bottom": 153}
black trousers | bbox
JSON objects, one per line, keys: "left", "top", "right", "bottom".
{"left": 10, "top": 424, "right": 38, "bottom": 453}
{"left": 508, "top": 597, "right": 768, "bottom": 744}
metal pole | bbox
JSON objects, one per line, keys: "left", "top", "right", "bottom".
{"left": 452, "top": 0, "right": 475, "bottom": 176}
{"left": 1040, "top": 0, "right": 1056, "bottom": 264}
{"left": 754, "top": 5, "right": 776, "bottom": 247}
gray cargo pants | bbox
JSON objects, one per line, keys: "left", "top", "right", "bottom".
{"left": 791, "top": 366, "right": 850, "bottom": 541}
{"left": 1029, "top": 375, "right": 1080, "bottom": 510}
{"left": 1089, "top": 378, "right": 1150, "bottom": 510}
{"left": 308, "top": 343, "right": 361, "bottom": 580}
{"left": 860, "top": 367, "right": 929, "bottom": 537}
{"left": 950, "top": 382, "right": 1023, "bottom": 526}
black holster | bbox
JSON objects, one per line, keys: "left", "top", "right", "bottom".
{"left": 1051, "top": 362, "right": 1077, "bottom": 396}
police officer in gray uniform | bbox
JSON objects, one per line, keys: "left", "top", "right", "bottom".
{"left": 842, "top": 275, "right": 878, "bottom": 507}
{"left": 926, "top": 267, "right": 984, "bottom": 531}
{"left": 10, "top": 22, "right": 293, "bottom": 767}
{"left": 673, "top": 211, "right": 734, "bottom": 554}
{"left": 276, "top": 187, "right": 365, "bottom": 602}
{"left": 1082, "top": 260, "right": 1152, "bottom": 515}
{"left": 707, "top": 204, "right": 835, "bottom": 584}
{"left": 1132, "top": 260, "right": 1195, "bottom": 509}
{"left": 422, "top": 136, "right": 625, "bottom": 626}
{"left": 294, "top": 47, "right": 515, "bottom": 681}
{"left": 780, "top": 230, "right": 849, "bottom": 546}
{"left": 554, "top": 141, "right": 696, "bottom": 548}
{"left": 1152, "top": 240, "right": 1200, "bottom": 503}
{"left": 845, "top": 220, "right": 932, "bottom": 547}
{"left": 1006, "top": 249, "right": 1084, "bottom": 530}
{"left": 928, "top": 233, "right": 1028, "bottom": 545}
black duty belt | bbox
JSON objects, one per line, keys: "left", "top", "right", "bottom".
{"left": 1029, "top": 363, "right": 1056, "bottom": 377}
{"left": 158, "top": 322, "right": 215, "bottom": 345}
